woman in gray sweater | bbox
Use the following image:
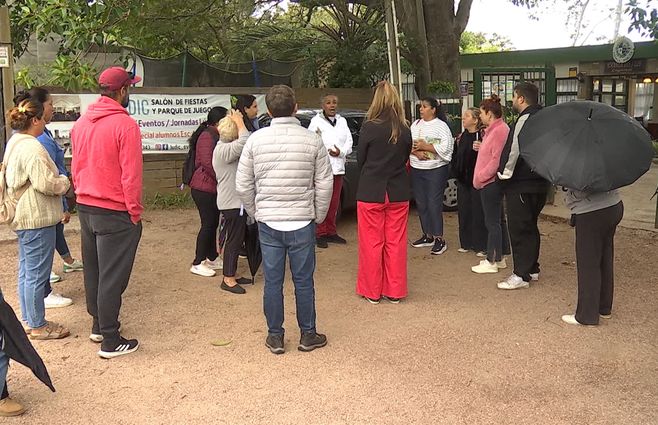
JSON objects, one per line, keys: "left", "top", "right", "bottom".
{"left": 562, "top": 189, "right": 623, "bottom": 326}
{"left": 212, "top": 111, "right": 252, "bottom": 294}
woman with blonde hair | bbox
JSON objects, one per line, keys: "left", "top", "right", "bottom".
{"left": 452, "top": 107, "right": 487, "bottom": 254}
{"left": 212, "top": 110, "right": 252, "bottom": 294}
{"left": 356, "top": 81, "right": 413, "bottom": 304}
{"left": 3, "top": 99, "right": 71, "bottom": 339}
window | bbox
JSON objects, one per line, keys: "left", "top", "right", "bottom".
{"left": 592, "top": 77, "right": 628, "bottom": 112}
{"left": 556, "top": 78, "right": 578, "bottom": 104}
{"left": 634, "top": 83, "right": 654, "bottom": 119}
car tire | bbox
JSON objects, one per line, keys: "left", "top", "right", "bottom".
{"left": 443, "top": 178, "right": 458, "bottom": 212}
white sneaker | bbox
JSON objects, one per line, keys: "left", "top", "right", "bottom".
{"left": 562, "top": 314, "right": 597, "bottom": 326}
{"left": 63, "top": 259, "right": 84, "bottom": 273}
{"left": 476, "top": 251, "right": 487, "bottom": 258}
{"left": 496, "top": 258, "right": 507, "bottom": 269}
{"left": 49, "top": 272, "right": 62, "bottom": 284}
{"left": 190, "top": 264, "right": 216, "bottom": 277}
{"left": 497, "top": 274, "right": 529, "bottom": 290}
{"left": 471, "top": 260, "right": 498, "bottom": 274}
{"left": 530, "top": 273, "right": 539, "bottom": 281}
{"left": 457, "top": 248, "right": 469, "bottom": 253}
{"left": 44, "top": 293, "right": 73, "bottom": 309}
{"left": 203, "top": 258, "right": 223, "bottom": 270}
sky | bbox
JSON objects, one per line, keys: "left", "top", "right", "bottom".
{"left": 466, "top": 0, "right": 652, "bottom": 50}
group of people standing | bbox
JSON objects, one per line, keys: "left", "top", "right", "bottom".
{"left": 0, "top": 67, "right": 625, "bottom": 416}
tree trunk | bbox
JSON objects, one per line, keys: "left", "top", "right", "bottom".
{"left": 395, "top": 0, "right": 472, "bottom": 98}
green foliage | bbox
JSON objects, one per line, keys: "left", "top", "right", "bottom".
{"left": 427, "top": 81, "right": 456, "bottom": 96}
{"left": 652, "top": 140, "right": 658, "bottom": 157}
{"left": 460, "top": 31, "right": 513, "bottom": 53}
{"left": 14, "top": 67, "right": 35, "bottom": 90}
{"left": 627, "top": 0, "right": 658, "bottom": 39}
{"left": 145, "top": 192, "right": 194, "bottom": 210}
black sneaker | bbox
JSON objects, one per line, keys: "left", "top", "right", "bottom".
{"left": 364, "top": 296, "right": 380, "bottom": 304}
{"left": 411, "top": 235, "right": 433, "bottom": 248}
{"left": 265, "top": 334, "right": 285, "bottom": 355}
{"left": 326, "top": 234, "right": 347, "bottom": 244}
{"left": 98, "top": 337, "right": 139, "bottom": 359}
{"left": 316, "top": 237, "right": 328, "bottom": 248}
{"left": 221, "top": 281, "right": 246, "bottom": 294}
{"left": 430, "top": 238, "right": 447, "bottom": 255}
{"left": 298, "top": 332, "right": 327, "bottom": 352}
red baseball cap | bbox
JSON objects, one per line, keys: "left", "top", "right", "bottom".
{"left": 98, "top": 66, "right": 142, "bottom": 90}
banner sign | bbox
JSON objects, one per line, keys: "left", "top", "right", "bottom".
{"left": 50, "top": 93, "right": 264, "bottom": 152}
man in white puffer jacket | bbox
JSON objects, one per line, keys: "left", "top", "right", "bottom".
{"left": 308, "top": 94, "right": 353, "bottom": 249}
{"left": 236, "top": 85, "right": 333, "bottom": 355}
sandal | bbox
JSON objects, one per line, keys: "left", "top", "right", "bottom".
{"left": 29, "top": 321, "right": 70, "bottom": 340}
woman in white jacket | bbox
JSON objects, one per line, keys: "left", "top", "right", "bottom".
{"left": 409, "top": 97, "right": 454, "bottom": 255}
{"left": 307, "top": 94, "right": 353, "bottom": 248}
{"left": 212, "top": 111, "right": 252, "bottom": 294}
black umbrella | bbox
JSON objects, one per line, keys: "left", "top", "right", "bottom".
{"left": 518, "top": 101, "right": 653, "bottom": 192}
{"left": 244, "top": 220, "right": 262, "bottom": 285}
{"left": 0, "top": 300, "right": 55, "bottom": 392}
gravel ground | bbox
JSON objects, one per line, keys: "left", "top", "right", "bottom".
{"left": 0, "top": 209, "right": 656, "bottom": 425}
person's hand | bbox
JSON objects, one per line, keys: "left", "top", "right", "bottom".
{"left": 473, "top": 141, "right": 482, "bottom": 152}
{"left": 61, "top": 211, "right": 71, "bottom": 224}
{"left": 329, "top": 145, "right": 340, "bottom": 157}
{"left": 230, "top": 109, "right": 246, "bottom": 131}
{"left": 412, "top": 151, "right": 427, "bottom": 160}
{"left": 416, "top": 140, "right": 431, "bottom": 151}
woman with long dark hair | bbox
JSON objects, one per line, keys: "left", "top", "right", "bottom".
{"left": 235, "top": 95, "right": 260, "bottom": 133}
{"left": 409, "top": 97, "right": 454, "bottom": 255}
{"left": 189, "top": 106, "right": 228, "bottom": 277}
{"left": 14, "top": 88, "right": 82, "bottom": 309}
{"left": 356, "top": 81, "right": 413, "bottom": 304}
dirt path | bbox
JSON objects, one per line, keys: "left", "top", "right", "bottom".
{"left": 1, "top": 209, "right": 656, "bottom": 425}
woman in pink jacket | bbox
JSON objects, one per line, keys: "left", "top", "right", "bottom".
{"left": 471, "top": 95, "right": 510, "bottom": 274}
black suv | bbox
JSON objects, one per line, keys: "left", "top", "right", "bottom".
{"left": 258, "top": 109, "right": 458, "bottom": 215}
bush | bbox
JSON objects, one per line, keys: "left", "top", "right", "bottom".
{"left": 653, "top": 140, "right": 658, "bottom": 157}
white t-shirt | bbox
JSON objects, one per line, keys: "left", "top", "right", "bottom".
{"left": 409, "top": 118, "right": 454, "bottom": 170}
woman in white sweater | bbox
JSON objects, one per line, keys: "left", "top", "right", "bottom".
{"left": 409, "top": 97, "right": 454, "bottom": 255}
{"left": 3, "top": 99, "right": 70, "bottom": 339}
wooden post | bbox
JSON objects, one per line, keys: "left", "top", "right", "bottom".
{"left": 0, "top": 5, "right": 15, "bottom": 151}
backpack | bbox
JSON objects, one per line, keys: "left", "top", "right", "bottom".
{"left": 0, "top": 136, "right": 28, "bottom": 225}
{"left": 181, "top": 144, "right": 197, "bottom": 186}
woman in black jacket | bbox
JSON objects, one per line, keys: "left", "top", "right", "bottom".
{"left": 356, "top": 81, "right": 413, "bottom": 304}
{"left": 452, "top": 107, "right": 487, "bottom": 255}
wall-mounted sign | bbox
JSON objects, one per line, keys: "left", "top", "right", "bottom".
{"left": 459, "top": 82, "right": 469, "bottom": 97}
{"left": 603, "top": 59, "right": 646, "bottom": 74}
{"left": 569, "top": 67, "right": 578, "bottom": 77}
{"left": 612, "top": 36, "right": 635, "bottom": 64}
{"left": 0, "top": 46, "right": 9, "bottom": 68}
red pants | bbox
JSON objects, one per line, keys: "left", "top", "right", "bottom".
{"left": 316, "top": 175, "right": 343, "bottom": 237}
{"left": 356, "top": 196, "right": 409, "bottom": 299}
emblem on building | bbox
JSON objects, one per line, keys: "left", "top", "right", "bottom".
{"left": 612, "top": 36, "right": 635, "bottom": 64}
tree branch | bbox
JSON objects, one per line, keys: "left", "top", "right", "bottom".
{"left": 454, "top": 0, "right": 474, "bottom": 35}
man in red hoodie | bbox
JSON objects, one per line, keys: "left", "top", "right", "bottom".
{"left": 71, "top": 67, "right": 142, "bottom": 359}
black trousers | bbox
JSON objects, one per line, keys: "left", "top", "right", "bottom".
{"left": 505, "top": 191, "right": 547, "bottom": 281}
{"left": 79, "top": 205, "right": 142, "bottom": 350}
{"left": 457, "top": 182, "right": 487, "bottom": 253}
{"left": 574, "top": 202, "right": 623, "bottom": 325}
{"left": 479, "top": 182, "right": 504, "bottom": 263}
{"left": 191, "top": 189, "right": 220, "bottom": 265}
{"left": 220, "top": 209, "right": 246, "bottom": 278}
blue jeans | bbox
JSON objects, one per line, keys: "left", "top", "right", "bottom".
{"left": 411, "top": 165, "right": 449, "bottom": 237}
{"left": 16, "top": 226, "right": 56, "bottom": 328}
{"left": 259, "top": 222, "right": 317, "bottom": 336}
